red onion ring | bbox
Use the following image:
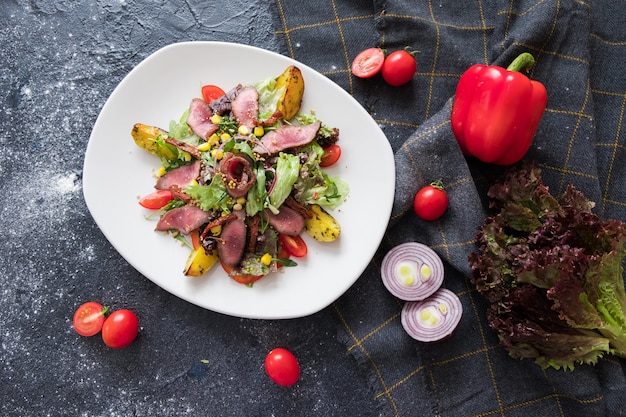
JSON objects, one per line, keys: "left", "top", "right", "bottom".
{"left": 401, "top": 288, "right": 462, "bottom": 342}
{"left": 380, "top": 242, "right": 444, "bottom": 301}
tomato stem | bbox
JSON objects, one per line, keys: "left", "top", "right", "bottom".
{"left": 506, "top": 52, "right": 536, "bottom": 73}
{"left": 430, "top": 179, "right": 445, "bottom": 190}
{"left": 404, "top": 46, "right": 421, "bottom": 57}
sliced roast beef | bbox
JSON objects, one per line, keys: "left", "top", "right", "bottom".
{"left": 217, "top": 215, "right": 247, "bottom": 267}
{"left": 218, "top": 152, "right": 256, "bottom": 198}
{"left": 265, "top": 206, "right": 305, "bottom": 236}
{"left": 155, "top": 205, "right": 212, "bottom": 235}
{"left": 186, "top": 98, "right": 219, "bottom": 139}
{"left": 209, "top": 84, "right": 243, "bottom": 115}
{"left": 231, "top": 86, "right": 259, "bottom": 130}
{"left": 155, "top": 160, "right": 201, "bottom": 190}
{"left": 253, "top": 122, "right": 321, "bottom": 155}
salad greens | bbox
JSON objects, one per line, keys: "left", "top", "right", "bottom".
{"left": 136, "top": 66, "right": 350, "bottom": 280}
{"left": 469, "top": 162, "right": 626, "bottom": 370}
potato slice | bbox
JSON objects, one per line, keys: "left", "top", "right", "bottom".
{"left": 131, "top": 123, "right": 168, "bottom": 155}
{"left": 304, "top": 204, "right": 341, "bottom": 242}
{"left": 275, "top": 65, "right": 305, "bottom": 120}
{"left": 183, "top": 247, "right": 219, "bottom": 276}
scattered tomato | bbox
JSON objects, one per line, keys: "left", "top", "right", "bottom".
{"left": 101, "top": 309, "right": 139, "bottom": 349}
{"left": 73, "top": 302, "right": 109, "bottom": 337}
{"left": 221, "top": 261, "right": 264, "bottom": 285}
{"left": 265, "top": 348, "right": 300, "bottom": 387}
{"left": 413, "top": 181, "right": 449, "bottom": 221}
{"left": 278, "top": 234, "right": 308, "bottom": 258}
{"left": 382, "top": 48, "right": 418, "bottom": 87}
{"left": 139, "top": 190, "right": 173, "bottom": 210}
{"left": 320, "top": 144, "right": 341, "bottom": 167}
{"left": 351, "top": 47, "right": 385, "bottom": 78}
{"left": 201, "top": 84, "right": 226, "bottom": 103}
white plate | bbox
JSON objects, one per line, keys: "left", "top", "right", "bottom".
{"left": 83, "top": 42, "right": 395, "bottom": 319}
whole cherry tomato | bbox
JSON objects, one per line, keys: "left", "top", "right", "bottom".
{"left": 265, "top": 348, "right": 300, "bottom": 387}
{"left": 201, "top": 84, "right": 226, "bottom": 103}
{"left": 320, "top": 144, "right": 341, "bottom": 167}
{"left": 351, "top": 48, "right": 385, "bottom": 78}
{"left": 73, "top": 302, "right": 109, "bottom": 337}
{"left": 101, "top": 309, "right": 139, "bottom": 349}
{"left": 382, "top": 48, "right": 418, "bottom": 87}
{"left": 413, "top": 181, "right": 449, "bottom": 221}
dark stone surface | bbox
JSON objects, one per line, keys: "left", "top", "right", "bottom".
{"left": 0, "top": 1, "right": 382, "bottom": 415}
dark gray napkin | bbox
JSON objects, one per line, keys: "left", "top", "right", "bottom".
{"left": 272, "top": 0, "right": 626, "bottom": 415}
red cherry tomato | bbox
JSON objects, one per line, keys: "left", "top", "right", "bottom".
{"left": 73, "top": 302, "right": 109, "bottom": 337}
{"left": 139, "top": 190, "right": 173, "bottom": 210}
{"left": 413, "top": 182, "right": 449, "bottom": 221}
{"left": 201, "top": 84, "right": 226, "bottom": 103}
{"left": 265, "top": 348, "right": 300, "bottom": 387}
{"left": 351, "top": 48, "right": 385, "bottom": 78}
{"left": 101, "top": 309, "right": 139, "bottom": 349}
{"left": 278, "top": 234, "right": 308, "bottom": 258}
{"left": 221, "top": 261, "right": 264, "bottom": 285}
{"left": 382, "top": 49, "right": 417, "bottom": 87}
{"left": 320, "top": 144, "right": 341, "bottom": 167}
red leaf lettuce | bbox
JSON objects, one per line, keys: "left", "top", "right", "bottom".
{"left": 469, "top": 162, "right": 626, "bottom": 370}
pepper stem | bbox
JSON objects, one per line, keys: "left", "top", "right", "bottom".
{"left": 506, "top": 52, "right": 536, "bottom": 72}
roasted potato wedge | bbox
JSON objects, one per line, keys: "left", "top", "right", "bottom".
{"left": 304, "top": 204, "right": 341, "bottom": 242}
{"left": 183, "top": 247, "right": 219, "bottom": 277}
{"left": 131, "top": 123, "right": 168, "bottom": 155}
{"left": 275, "top": 65, "right": 304, "bottom": 120}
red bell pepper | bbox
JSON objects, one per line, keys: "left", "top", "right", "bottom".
{"left": 451, "top": 53, "right": 548, "bottom": 165}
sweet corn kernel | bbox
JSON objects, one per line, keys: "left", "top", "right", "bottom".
{"left": 211, "top": 149, "right": 224, "bottom": 160}
{"left": 210, "top": 114, "right": 222, "bottom": 124}
{"left": 261, "top": 253, "right": 272, "bottom": 265}
{"left": 236, "top": 197, "right": 247, "bottom": 205}
{"left": 188, "top": 179, "right": 198, "bottom": 187}
{"left": 238, "top": 125, "right": 250, "bottom": 136}
{"left": 220, "top": 133, "right": 231, "bottom": 142}
{"left": 210, "top": 225, "right": 221, "bottom": 236}
{"left": 233, "top": 202, "right": 243, "bottom": 211}
{"left": 157, "top": 167, "right": 167, "bottom": 177}
{"left": 197, "top": 142, "right": 211, "bottom": 152}
{"left": 207, "top": 133, "right": 220, "bottom": 147}
{"left": 253, "top": 126, "right": 264, "bottom": 137}
{"left": 183, "top": 153, "right": 192, "bottom": 162}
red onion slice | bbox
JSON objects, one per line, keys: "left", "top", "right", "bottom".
{"left": 380, "top": 242, "right": 444, "bottom": 301}
{"left": 401, "top": 288, "right": 462, "bottom": 342}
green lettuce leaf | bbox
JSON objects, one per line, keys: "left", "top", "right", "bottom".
{"left": 268, "top": 152, "right": 300, "bottom": 212}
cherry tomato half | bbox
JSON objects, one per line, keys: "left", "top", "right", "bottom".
{"left": 139, "top": 190, "right": 173, "bottom": 210}
{"left": 265, "top": 348, "right": 300, "bottom": 387}
{"left": 201, "top": 84, "right": 226, "bottom": 103}
{"left": 320, "top": 144, "right": 341, "bottom": 167}
{"left": 101, "top": 309, "right": 139, "bottom": 349}
{"left": 382, "top": 49, "right": 417, "bottom": 87}
{"left": 413, "top": 182, "right": 449, "bottom": 221}
{"left": 73, "top": 302, "right": 109, "bottom": 337}
{"left": 278, "top": 234, "right": 308, "bottom": 258}
{"left": 221, "top": 261, "right": 264, "bottom": 285}
{"left": 351, "top": 48, "right": 385, "bottom": 78}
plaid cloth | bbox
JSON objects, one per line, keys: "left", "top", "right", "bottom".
{"left": 272, "top": 0, "right": 626, "bottom": 416}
